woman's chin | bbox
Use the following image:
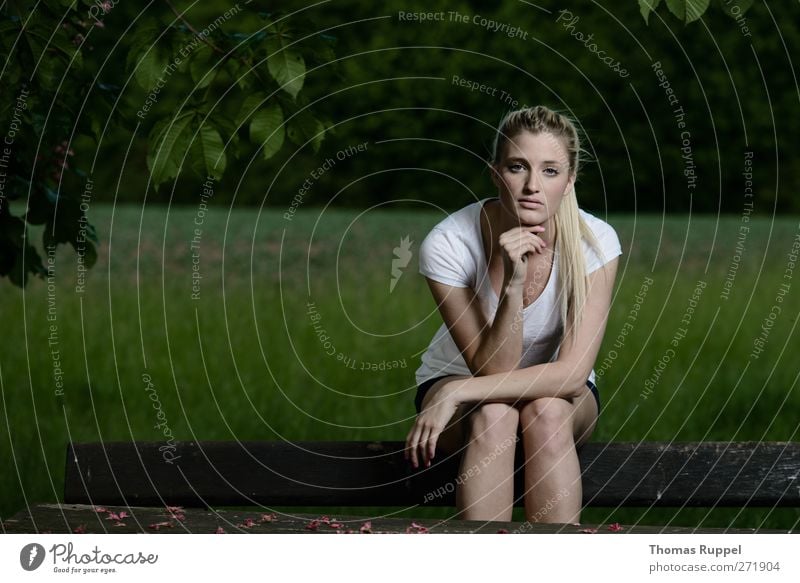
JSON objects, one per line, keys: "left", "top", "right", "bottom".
{"left": 513, "top": 208, "right": 547, "bottom": 226}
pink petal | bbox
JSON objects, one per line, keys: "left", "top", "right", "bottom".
{"left": 166, "top": 505, "right": 184, "bottom": 512}
{"left": 496, "top": 528, "right": 509, "bottom": 534}
{"left": 113, "top": 522, "right": 126, "bottom": 527}
{"left": 607, "top": 523, "right": 624, "bottom": 532}
{"left": 118, "top": 511, "right": 129, "bottom": 519}
{"left": 406, "top": 522, "right": 430, "bottom": 534}
{"left": 105, "top": 512, "right": 121, "bottom": 521}
{"left": 215, "top": 526, "right": 226, "bottom": 534}
{"left": 329, "top": 522, "right": 344, "bottom": 529}
{"left": 260, "top": 513, "right": 277, "bottom": 523}
{"left": 305, "top": 519, "right": 320, "bottom": 531}
{"left": 73, "top": 525, "right": 86, "bottom": 534}
{"left": 148, "top": 521, "right": 173, "bottom": 530}
{"left": 242, "top": 518, "right": 256, "bottom": 528}
{"left": 93, "top": 506, "right": 108, "bottom": 513}
{"left": 359, "top": 521, "right": 372, "bottom": 534}
{"left": 578, "top": 528, "right": 598, "bottom": 534}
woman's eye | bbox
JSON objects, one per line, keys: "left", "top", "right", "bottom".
{"left": 508, "top": 163, "right": 525, "bottom": 172}
{"left": 544, "top": 167, "right": 559, "bottom": 176}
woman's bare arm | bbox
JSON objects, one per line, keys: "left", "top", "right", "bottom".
{"left": 426, "top": 225, "right": 547, "bottom": 375}
{"left": 445, "top": 256, "right": 619, "bottom": 404}
{"left": 406, "top": 257, "right": 618, "bottom": 468}
{"left": 426, "top": 278, "right": 525, "bottom": 375}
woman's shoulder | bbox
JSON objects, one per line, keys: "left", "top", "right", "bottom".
{"left": 577, "top": 208, "right": 622, "bottom": 272}
{"left": 419, "top": 199, "right": 488, "bottom": 287}
{"left": 578, "top": 208, "right": 618, "bottom": 238}
{"left": 428, "top": 198, "right": 488, "bottom": 235}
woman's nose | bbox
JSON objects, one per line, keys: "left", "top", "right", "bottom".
{"left": 524, "top": 173, "right": 541, "bottom": 192}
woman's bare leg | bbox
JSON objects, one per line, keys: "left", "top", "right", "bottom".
{"left": 516, "top": 390, "right": 598, "bottom": 524}
{"left": 454, "top": 402, "right": 519, "bottom": 522}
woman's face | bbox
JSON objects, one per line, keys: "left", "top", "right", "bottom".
{"left": 491, "top": 130, "right": 575, "bottom": 228}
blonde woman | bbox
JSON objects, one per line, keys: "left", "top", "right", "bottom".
{"left": 405, "top": 105, "right": 621, "bottom": 524}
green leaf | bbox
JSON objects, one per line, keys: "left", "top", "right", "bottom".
{"left": 133, "top": 44, "right": 170, "bottom": 90}
{"left": 286, "top": 110, "right": 324, "bottom": 153}
{"left": 189, "top": 45, "right": 218, "bottom": 89}
{"left": 639, "top": 0, "right": 663, "bottom": 24}
{"left": 717, "top": 0, "right": 754, "bottom": 18}
{"left": 147, "top": 113, "right": 194, "bottom": 188}
{"left": 249, "top": 101, "right": 285, "bottom": 160}
{"left": 266, "top": 37, "right": 305, "bottom": 98}
{"left": 196, "top": 123, "right": 227, "bottom": 180}
{"left": 235, "top": 93, "right": 268, "bottom": 128}
{"left": 665, "top": 0, "right": 711, "bottom": 23}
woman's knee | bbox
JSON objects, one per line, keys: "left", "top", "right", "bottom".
{"left": 466, "top": 402, "right": 519, "bottom": 447}
{"left": 518, "top": 398, "right": 574, "bottom": 449}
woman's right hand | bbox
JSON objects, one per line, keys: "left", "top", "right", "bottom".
{"left": 498, "top": 225, "right": 547, "bottom": 287}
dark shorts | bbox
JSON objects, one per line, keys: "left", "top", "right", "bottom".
{"left": 414, "top": 375, "right": 601, "bottom": 416}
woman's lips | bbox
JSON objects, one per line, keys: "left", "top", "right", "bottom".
{"left": 518, "top": 199, "right": 543, "bottom": 209}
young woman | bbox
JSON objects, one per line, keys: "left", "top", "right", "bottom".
{"left": 405, "top": 105, "right": 621, "bottom": 524}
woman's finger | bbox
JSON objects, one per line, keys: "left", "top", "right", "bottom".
{"left": 426, "top": 430, "right": 441, "bottom": 464}
{"left": 417, "top": 426, "right": 431, "bottom": 468}
{"left": 406, "top": 425, "right": 422, "bottom": 467}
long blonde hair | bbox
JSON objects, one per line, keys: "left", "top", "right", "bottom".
{"left": 490, "top": 105, "right": 602, "bottom": 339}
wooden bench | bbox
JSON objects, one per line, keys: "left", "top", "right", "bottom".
{"left": 4, "top": 440, "right": 798, "bottom": 533}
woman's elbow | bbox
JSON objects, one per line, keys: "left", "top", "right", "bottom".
{"left": 560, "top": 364, "right": 593, "bottom": 399}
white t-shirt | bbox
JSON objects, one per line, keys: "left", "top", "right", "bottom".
{"left": 415, "top": 197, "right": 622, "bottom": 387}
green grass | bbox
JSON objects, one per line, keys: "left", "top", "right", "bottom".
{"left": 1, "top": 204, "right": 799, "bottom": 530}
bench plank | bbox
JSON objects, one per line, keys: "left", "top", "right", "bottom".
{"left": 63, "top": 441, "right": 800, "bottom": 508}
{"left": 4, "top": 504, "right": 777, "bottom": 534}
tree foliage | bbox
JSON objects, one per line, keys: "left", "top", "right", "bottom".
{"left": 0, "top": 0, "right": 335, "bottom": 287}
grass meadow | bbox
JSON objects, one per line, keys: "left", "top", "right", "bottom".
{"left": 1, "top": 202, "right": 799, "bottom": 530}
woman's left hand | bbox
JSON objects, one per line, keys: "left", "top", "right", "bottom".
{"left": 404, "top": 381, "right": 461, "bottom": 469}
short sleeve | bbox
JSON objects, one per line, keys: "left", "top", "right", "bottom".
{"left": 418, "top": 227, "right": 470, "bottom": 288}
{"left": 583, "top": 217, "right": 622, "bottom": 274}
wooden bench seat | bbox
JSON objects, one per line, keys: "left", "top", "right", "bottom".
{"left": 3, "top": 440, "right": 798, "bottom": 533}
